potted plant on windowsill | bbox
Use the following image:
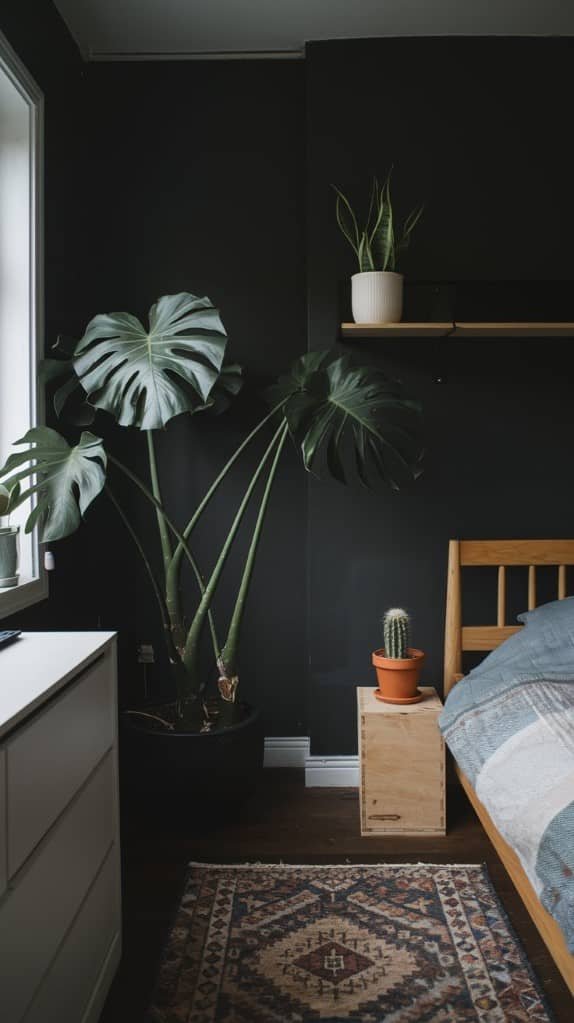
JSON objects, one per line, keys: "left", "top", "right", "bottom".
{"left": 372, "top": 607, "right": 425, "bottom": 704}
{"left": 0, "top": 482, "right": 20, "bottom": 588}
{"left": 334, "top": 171, "right": 424, "bottom": 324}
{"left": 0, "top": 291, "right": 423, "bottom": 812}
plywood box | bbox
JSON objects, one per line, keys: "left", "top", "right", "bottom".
{"left": 358, "top": 686, "right": 445, "bottom": 836}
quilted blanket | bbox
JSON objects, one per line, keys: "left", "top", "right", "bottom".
{"left": 440, "top": 669, "right": 574, "bottom": 950}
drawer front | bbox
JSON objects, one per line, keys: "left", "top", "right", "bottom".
{"left": 7, "top": 650, "right": 114, "bottom": 875}
{"left": 0, "top": 748, "right": 6, "bottom": 897}
{"left": 23, "top": 845, "right": 120, "bottom": 1023}
{"left": 361, "top": 714, "right": 445, "bottom": 833}
{"left": 0, "top": 753, "right": 116, "bottom": 1023}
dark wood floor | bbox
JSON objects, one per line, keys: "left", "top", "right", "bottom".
{"left": 99, "top": 770, "right": 572, "bottom": 1021}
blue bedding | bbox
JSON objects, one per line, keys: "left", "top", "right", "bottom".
{"left": 439, "top": 598, "right": 574, "bottom": 950}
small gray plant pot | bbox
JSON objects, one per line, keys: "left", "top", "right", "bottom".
{"left": 0, "top": 526, "right": 20, "bottom": 587}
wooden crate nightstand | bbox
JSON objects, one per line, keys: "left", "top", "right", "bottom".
{"left": 357, "top": 686, "right": 446, "bottom": 837}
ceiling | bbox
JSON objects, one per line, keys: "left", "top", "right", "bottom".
{"left": 53, "top": 0, "right": 574, "bottom": 60}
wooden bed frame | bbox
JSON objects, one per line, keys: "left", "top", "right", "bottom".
{"left": 444, "top": 539, "right": 574, "bottom": 996}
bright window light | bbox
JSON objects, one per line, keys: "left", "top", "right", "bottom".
{"left": 0, "top": 30, "right": 47, "bottom": 617}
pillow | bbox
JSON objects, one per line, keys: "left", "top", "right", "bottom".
{"left": 440, "top": 594, "right": 574, "bottom": 741}
{"left": 518, "top": 594, "right": 574, "bottom": 628}
{"left": 450, "top": 595, "right": 574, "bottom": 693}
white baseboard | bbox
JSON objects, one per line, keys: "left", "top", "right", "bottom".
{"left": 263, "top": 736, "right": 310, "bottom": 769}
{"left": 304, "top": 755, "right": 359, "bottom": 788}
{"left": 264, "top": 737, "right": 359, "bottom": 787}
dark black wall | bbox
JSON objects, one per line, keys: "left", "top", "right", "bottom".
{"left": 306, "top": 38, "right": 574, "bottom": 753}
{"left": 0, "top": 1, "right": 81, "bottom": 86}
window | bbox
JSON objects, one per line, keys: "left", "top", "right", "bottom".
{"left": 0, "top": 30, "right": 46, "bottom": 617}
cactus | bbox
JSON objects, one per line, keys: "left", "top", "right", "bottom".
{"left": 383, "top": 607, "right": 410, "bottom": 659}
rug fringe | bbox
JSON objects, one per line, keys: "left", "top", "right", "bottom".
{"left": 186, "top": 861, "right": 485, "bottom": 869}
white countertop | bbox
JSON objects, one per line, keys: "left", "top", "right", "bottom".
{"left": 0, "top": 632, "right": 116, "bottom": 739}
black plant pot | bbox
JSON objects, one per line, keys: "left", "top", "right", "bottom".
{"left": 120, "top": 702, "right": 264, "bottom": 821}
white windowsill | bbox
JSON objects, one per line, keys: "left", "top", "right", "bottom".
{"left": 0, "top": 572, "right": 48, "bottom": 619}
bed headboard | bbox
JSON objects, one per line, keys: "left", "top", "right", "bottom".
{"left": 443, "top": 539, "right": 574, "bottom": 696}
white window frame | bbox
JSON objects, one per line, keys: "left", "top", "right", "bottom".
{"left": 0, "top": 30, "right": 47, "bottom": 618}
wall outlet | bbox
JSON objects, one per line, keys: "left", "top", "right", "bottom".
{"left": 137, "top": 643, "right": 155, "bottom": 664}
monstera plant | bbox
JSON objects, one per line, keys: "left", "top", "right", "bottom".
{"left": 0, "top": 292, "right": 423, "bottom": 742}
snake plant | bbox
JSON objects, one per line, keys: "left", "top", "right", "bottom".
{"left": 0, "top": 481, "right": 20, "bottom": 520}
{"left": 334, "top": 170, "right": 424, "bottom": 273}
{"left": 0, "top": 292, "right": 424, "bottom": 732}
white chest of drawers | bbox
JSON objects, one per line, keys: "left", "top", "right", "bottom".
{"left": 0, "top": 632, "right": 121, "bottom": 1023}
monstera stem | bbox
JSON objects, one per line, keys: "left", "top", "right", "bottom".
{"left": 146, "top": 431, "right": 172, "bottom": 576}
{"left": 104, "top": 485, "right": 185, "bottom": 694}
{"left": 165, "top": 400, "right": 286, "bottom": 626}
{"left": 146, "top": 431, "right": 186, "bottom": 650}
{"left": 216, "top": 422, "right": 289, "bottom": 721}
{"left": 107, "top": 453, "right": 219, "bottom": 660}
{"left": 180, "top": 420, "right": 286, "bottom": 690}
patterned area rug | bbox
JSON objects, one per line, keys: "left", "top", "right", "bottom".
{"left": 148, "top": 862, "right": 553, "bottom": 1022}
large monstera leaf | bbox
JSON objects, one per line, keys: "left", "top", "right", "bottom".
{"left": 270, "top": 351, "right": 423, "bottom": 490}
{"left": 202, "top": 362, "right": 243, "bottom": 415}
{"left": 0, "top": 427, "right": 107, "bottom": 541}
{"left": 40, "top": 334, "right": 96, "bottom": 427}
{"left": 73, "top": 292, "right": 227, "bottom": 430}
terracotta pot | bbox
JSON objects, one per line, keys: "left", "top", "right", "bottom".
{"left": 371, "top": 647, "right": 425, "bottom": 704}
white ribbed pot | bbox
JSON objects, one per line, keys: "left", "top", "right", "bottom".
{"left": 351, "top": 271, "right": 404, "bottom": 324}
{"left": 0, "top": 526, "right": 19, "bottom": 588}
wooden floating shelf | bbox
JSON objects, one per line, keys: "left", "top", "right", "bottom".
{"left": 341, "top": 322, "right": 453, "bottom": 338}
{"left": 341, "top": 321, "right": 574, "bottom": 338}
{"left": 453, "top": 322, "right": 574, "bottom": 337}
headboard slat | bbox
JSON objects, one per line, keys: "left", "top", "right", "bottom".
{"left": 528, "top": 565, "right": 537, "bottom": 610}
{"left": 460, "top": 540, "right": 574, "bottom": 566}
{"left": 558, "top": 565, "right": 567, "bottom": 600}
{"left": 461, "top": 625, "right": 521, "bottom": 651}
{"left": 497, "top": 566, "right": 506, "bottom": 626}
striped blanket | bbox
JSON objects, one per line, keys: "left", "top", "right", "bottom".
{"left": 440, "top": 669, "right": 574, "bottom": 950}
